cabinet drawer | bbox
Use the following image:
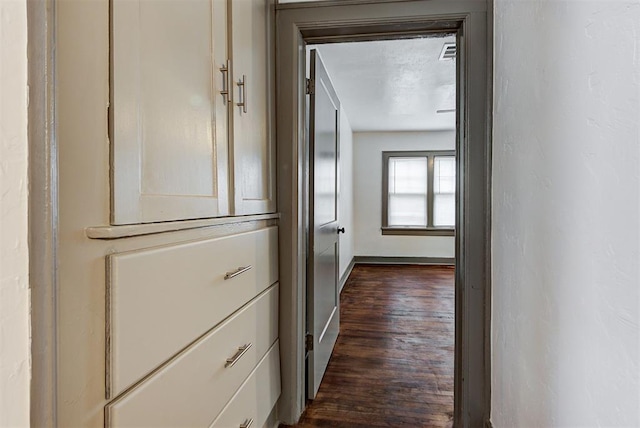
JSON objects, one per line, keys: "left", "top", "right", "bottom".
{"left": 108, "top": 226, "right": 278, "bottom": 397}
{"left": 106, "top": 285, "right": 279, "bottom": 427}
{"left": 210, "top": 341, "right": 281, "bottom": 428}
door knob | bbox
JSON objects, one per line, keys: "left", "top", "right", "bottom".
{"left": 337, "top": 227, "right": 345, "bottom": 234}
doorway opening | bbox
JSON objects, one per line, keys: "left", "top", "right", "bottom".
{"left": 276, "top": 2, "right": 491, "bottom": 427}
{"left": 302, "top": 35, "right": 458, "bottom": 426}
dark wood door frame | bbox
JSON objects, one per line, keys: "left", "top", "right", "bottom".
{"left": 275, "top": 1, "right": 492, "bottom": 427}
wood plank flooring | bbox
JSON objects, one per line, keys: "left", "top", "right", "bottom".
{"left": 291, "top": 264, "right": 455, "bottom": 428}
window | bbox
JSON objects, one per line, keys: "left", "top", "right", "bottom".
{"left": 382, "top": 151, "right": 456, "bottom": 236}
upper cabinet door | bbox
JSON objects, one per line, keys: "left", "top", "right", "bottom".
{"left": 111, "top": 0, "right": 229, "bottom": 224}
{"left": 230, "top": 0, "right": 276, "bottom": 215}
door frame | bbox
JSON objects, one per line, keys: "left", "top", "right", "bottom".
{"left": 27, "top": 0, "right": 58, "bottom": 425}
{"left": 275, "top": 1, "right": 493, "bottom": 426}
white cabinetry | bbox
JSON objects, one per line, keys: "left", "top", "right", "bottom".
{"left": 55, "top": 0, "right": 280, "bottom": 426}
{"left": 231, "top": 0, "right": 276, "bottom": 215}
{"left": 107, "top": 284, "right": 280, "bottom": 427}
{"left": 102, "top": 0, "right": 280, "bottom": 426}
{"left": 111, "top": 0, "right": 275, "bottom": 224}
{"left": 107, "top": 227, "right": 278, "bottom": 397}
{"left": 104, "top": 229, "right": 281, "bottom": 427}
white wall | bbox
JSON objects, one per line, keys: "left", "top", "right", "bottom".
{"left": 492, "top": 1, "right": 640, "bottom": 426}
{"left": 339, "top": 108, "right": 354, "bottom": 281}
{"left": 353, "top": 131, "right": 455, "bottom": 258}
{"left": 0, "top": 0, "right": 31, "bottom": 426}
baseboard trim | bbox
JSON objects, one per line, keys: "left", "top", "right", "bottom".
{"left": 339, "top": 257, "right": 356, "bottom": 293}
{"left": 353, "top": 256, "right": 455, "bottom": 266}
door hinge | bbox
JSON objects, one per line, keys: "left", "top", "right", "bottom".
{"left": 305, "top": 333, "right": 314, "bottom": 352}
{"left": 306, "top": 78, "right": 315, "bottom": 95}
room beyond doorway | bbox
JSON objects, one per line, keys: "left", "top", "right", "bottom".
{"left": 304, "top": 35, "right": 458, "bottom": 409}
{"left": 307, "top": 36, "right": 458, "bottom": 285}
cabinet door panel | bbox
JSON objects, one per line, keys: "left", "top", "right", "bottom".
{"left": 231, "top": 0, "right": 276, "bottom": 215}
{"left": 112, "top": 0, "right": 229, "bottom": 224}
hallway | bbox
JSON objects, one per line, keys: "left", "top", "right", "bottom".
{"left": 294, "top": 264, "right": 454, "bottom": 427}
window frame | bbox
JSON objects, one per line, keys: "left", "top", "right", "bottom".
{"left": 381, "top": 150, "right": 456, "bottom": 236}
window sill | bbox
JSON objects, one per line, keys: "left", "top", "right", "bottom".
{"left": 381, "top": 227, "right": 455, "bottom": 237}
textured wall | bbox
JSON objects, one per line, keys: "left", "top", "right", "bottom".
{"left": 353, "top": 131, "right": 455, "bottom": 258}
{"left": 492, "top": 0, "right": 640, "bottom": 426}
{"left": 0, "top": 0, "right": 31, "bottom": 426}
{"left": 339, "top": 108, "right": 354, "bottom": 280}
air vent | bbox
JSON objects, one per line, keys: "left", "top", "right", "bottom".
{"left": 439, "top": 43, "right": 456, "bottom": 61}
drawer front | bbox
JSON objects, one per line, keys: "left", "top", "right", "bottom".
{"left": 106, "top": 284, "right": 279, "bottom": 428}
{"left": 108, "top": 226, "right": 278, "bottom": 397}
{"left": 210, "top": 341, "right": 281, "bottom": 428}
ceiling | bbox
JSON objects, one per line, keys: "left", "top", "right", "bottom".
{"left": 311, "top": 35, "right": 456, "bottom": 132}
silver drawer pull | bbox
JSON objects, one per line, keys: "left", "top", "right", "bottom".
{"left": 239, "top": 419, "right": 253, "bottom": 428}
{"left": 225, "top": 343, "right": 252, "bottom": 368}
{"left": 224, "top": 265, "right": 252, "bottom": 280}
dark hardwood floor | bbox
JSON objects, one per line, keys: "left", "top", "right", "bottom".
{"left": 290, "top": 264, "right": 455, "bottom": 428}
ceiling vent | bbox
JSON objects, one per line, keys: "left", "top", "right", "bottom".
{"left": 439, "top": 43, "right": 456, "bottom": 61}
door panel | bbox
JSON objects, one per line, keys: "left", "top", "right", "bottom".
{"left": 315, "top": 244, "right": 338, "bottom": 335}
{"left": 307, "top": 49, "right": 340, "bottom": 399}
{"left": 231, "top": 0, "right": 276, "bottom": 215}
{"left": 111, "top": 0, "right": 229, "bottom": 224}
{"left": 313, "top": 79, "right": 338, "bottom": 228}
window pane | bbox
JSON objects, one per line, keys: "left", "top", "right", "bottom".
{"left": 388, "top": 157, "right": 428, "bottom": 226}
{"left": 434, "top": 156, "right": 455, "bottom": 227}
{"left": 433, "top": 156, "right": 455, "bottom": 227}
{"left": 388, "top": 157, "right": 428, "bottom": 194}
{"left": 389, "top": 194, "right": 427, "bottom": 226}
{"left": 434, "top": 156, "right": 456, "bottom": 194}
{"left": 434, "top": 193, "right": 455, "bottom": 226}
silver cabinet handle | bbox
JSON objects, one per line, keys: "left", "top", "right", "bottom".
{"left": 225, "top": 343, "right": 252, "bottom": 368}
{"left": 224, "top": 265, "right": 252, "bottom": 280}
{"left": 219, "top": 60, "right": 231, "bottom": 103}
{"left": 236, "top": 74, "right": 247, "bottom": 113}
{"left": 239, "top": 419, "right": 253, "bottom": 428}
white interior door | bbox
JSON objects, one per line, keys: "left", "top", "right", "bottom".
{"left": 307, "top": 49, "right": 341, "bottom": 399}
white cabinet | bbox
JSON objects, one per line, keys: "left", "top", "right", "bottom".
{"left": 231, "top": 0, "right": 276, "bottom": 215}
{"left": 55, "top": 0, "right": 280, "bottom": 425}
{"left": 107, "top": 227, "right": 278, "bottom": 397}
{"left": 111, "top": 0, "right": 229, "bottom": 224}
{"left": 106, "top": 285, "right": 279, "bottom": 427}
{"left": 104, "top": 229, "right": 281, "bottom": 427}
{"left": 111, "top": 0, "right": 275, "bottom": 225}
{"left": 210, "top": 341, "right": 281, "bottom": 428}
